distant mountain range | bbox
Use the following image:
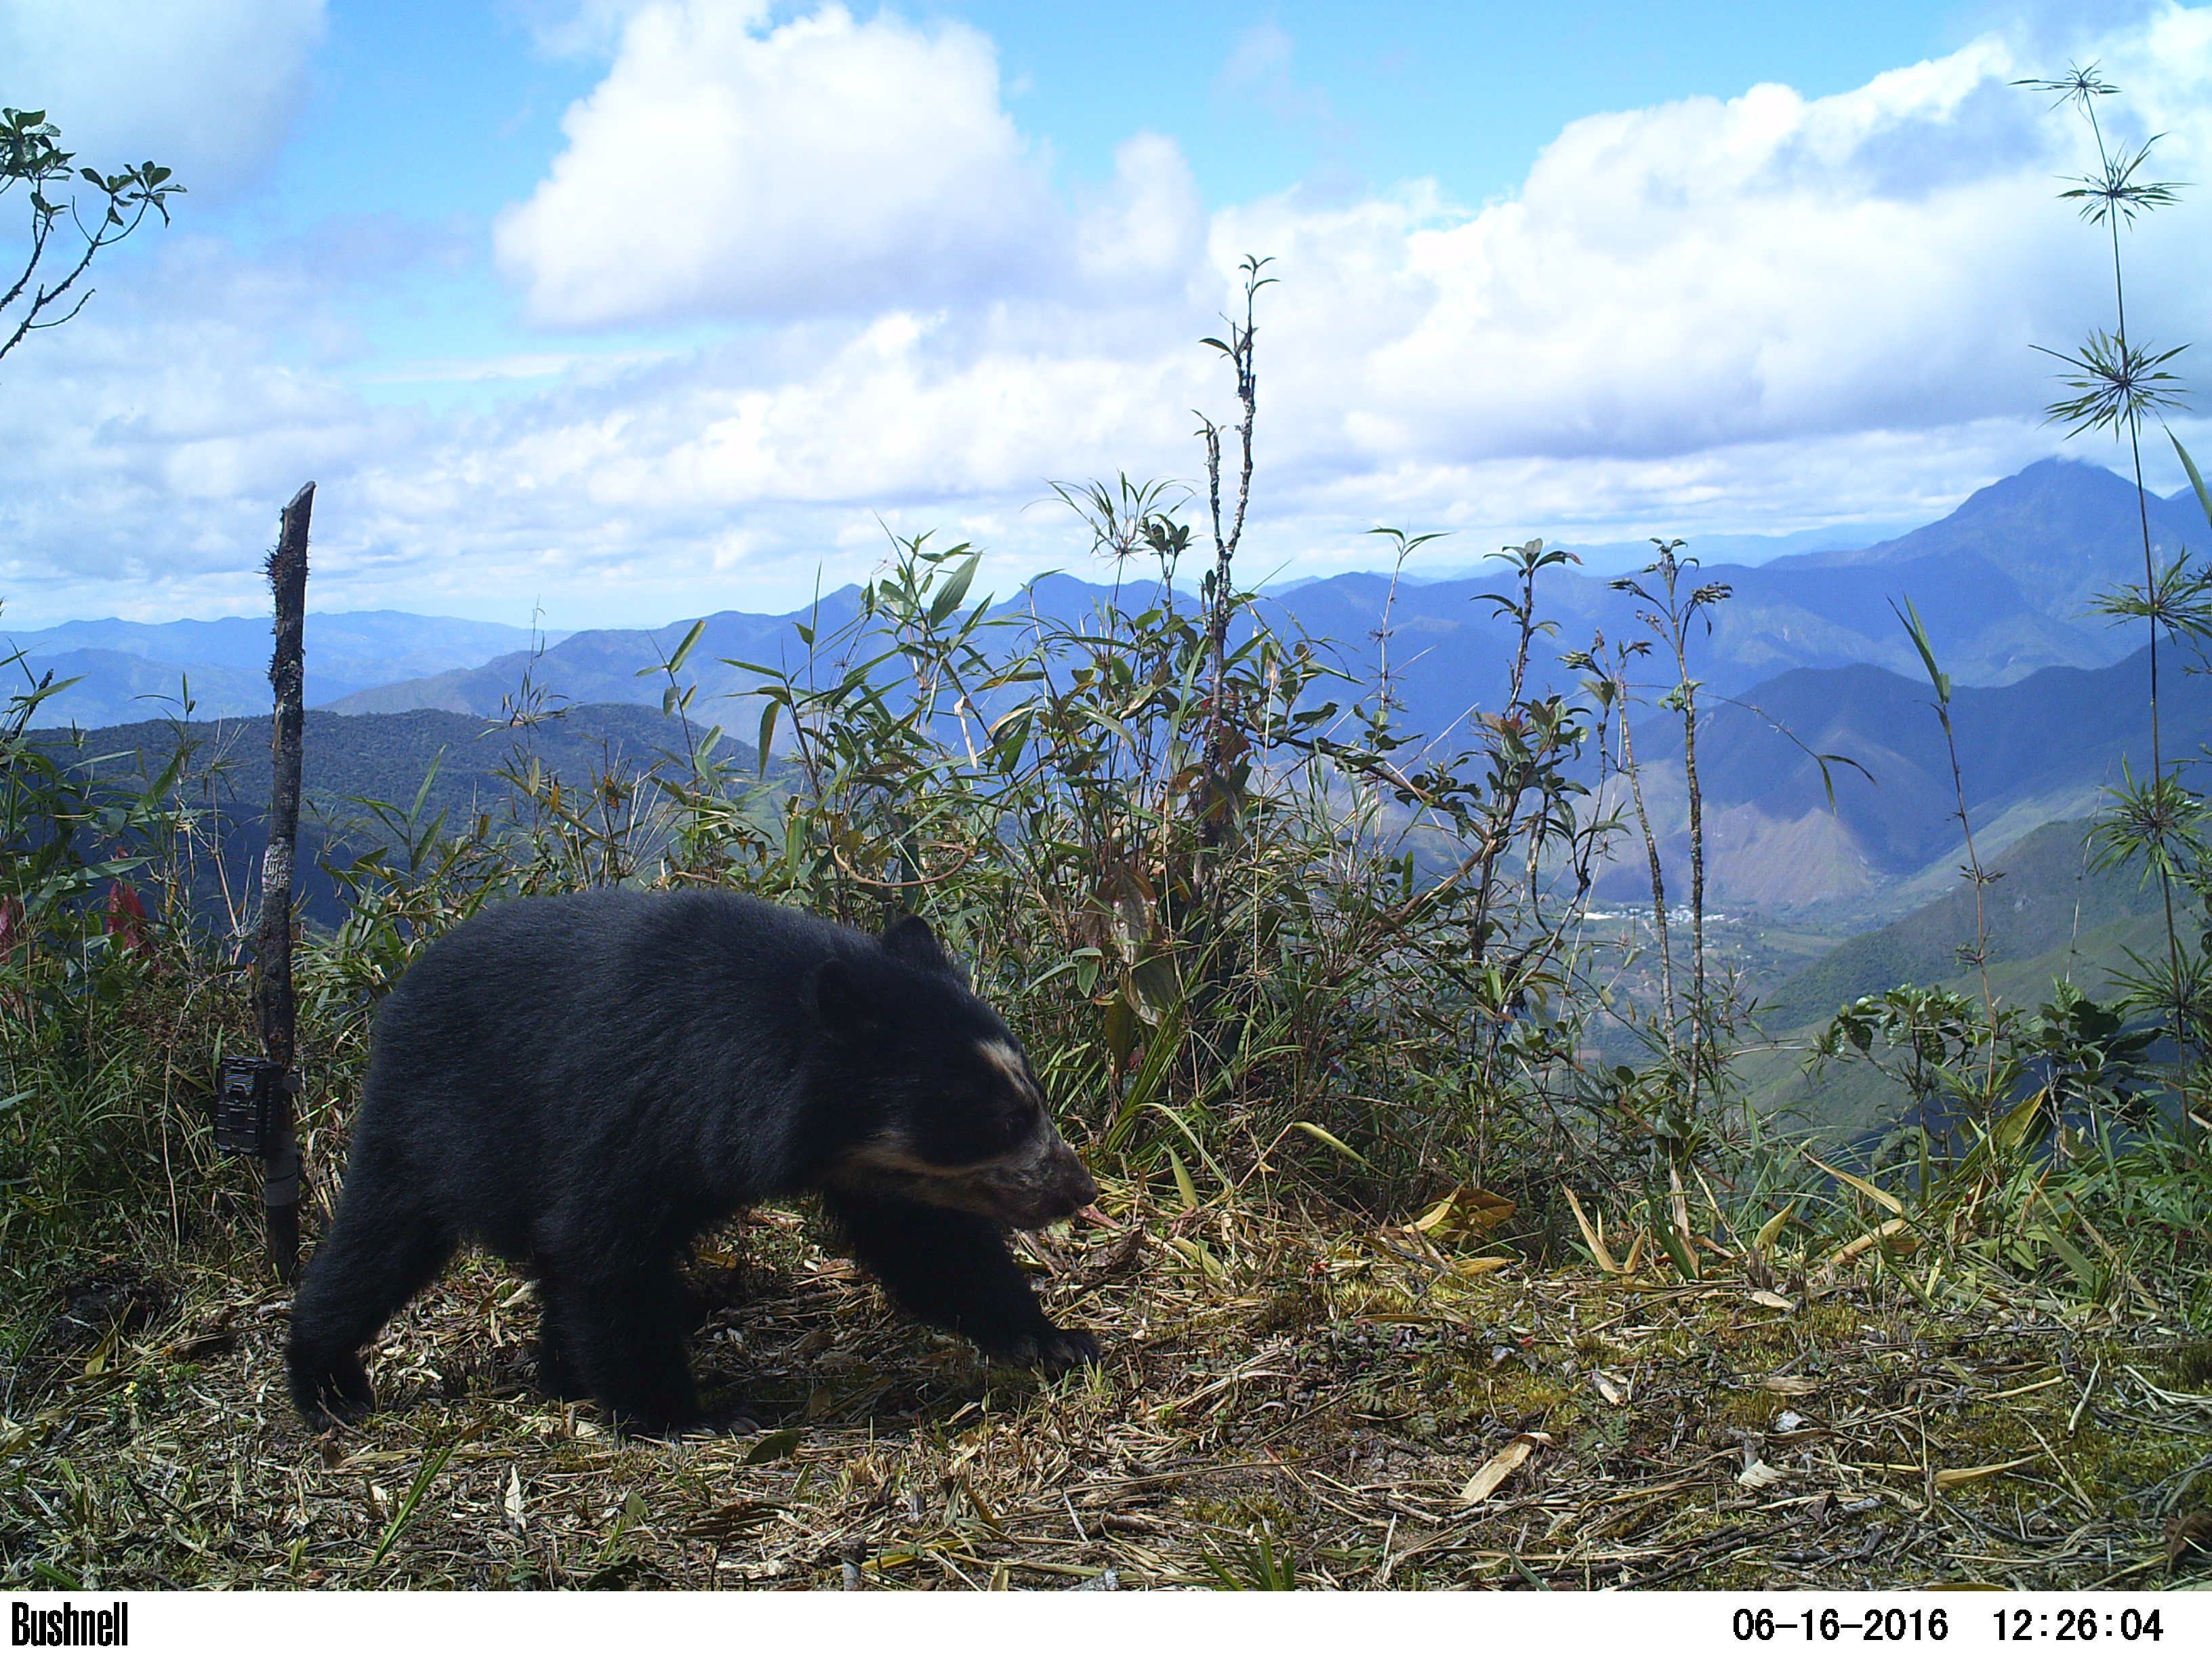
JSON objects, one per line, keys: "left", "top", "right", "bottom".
{"left": 11, "top": 458, "right": 2197, "bottom": 737}
{"left": 3, "top": 611, "right": 564, "bottom": 728}
{"left": 1756, "top": 817, "right": 2162, "bottom": 1037}
{"left": 1457, "top": 518, "right": 1925, "bottom": 581}
{"left": 1291, "top": 457, "right": 2203, "bottom": 728}
{"left": 1603, "top": 640, "right": 2212, "bottom": 913}
{"left": 1771, "top": 457, "right": 2202, "bottom": 619}
{"left": 312, "top": 458, "right": 2202, "bottom": 742}
{"left": 40, "top": 642, "right": 2205, "bottom": 928}
{"left": 325, "top": 600, "right": 844, "bottom": 718}
{"left": 37, "top": 702, "right": 731, "bottom": 928}
{"left": 16, "top": 454, "right": 2210, "bottom": 922}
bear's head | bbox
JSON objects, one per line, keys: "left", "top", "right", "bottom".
{"left": 814, "top": 916, "right": 1097, "bottom": 1230}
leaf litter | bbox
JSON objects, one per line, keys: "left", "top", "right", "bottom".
{"left": 3, "top": 1183, "right": 2207, "bottom": 1592}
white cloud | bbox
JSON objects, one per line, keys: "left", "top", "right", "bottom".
{"left": 496, "top": 1, "right": 1207, "bottom": 326}
{"left": 1224, "top": 48, "right": 2130, "bottom": 478}
{"left": 506, "top": 0, "right": 656, "bottom": 59}
{"left": 1214, "top": 21, "right": 1345, "bottom": 142}
{"left": 0, "top": 0, "right": 325, "bottom": 196}
{"left": 11, "top": 4, "right": 2212, "bottom": 632}
{"left": 1073, "top": 134, "right": 1204, "bottom": 296}
{"left": 461, "top": 0, "right": 2212, "bottom": 607}
{"left": 495, "top": 1, "right": 1064, "bottom": 325}
{"left": 0, "top": 232, "right": 415, "bottom": 623}
{"left": 1172, "top": 3, "right": 2212, "bottom": 541}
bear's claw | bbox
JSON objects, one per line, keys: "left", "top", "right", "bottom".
{"left": 981, "top": 1325, "right": 1101, "bottom": 1374}
{"left": 293, "top": 1358, "right": 375, "bottom": 1429}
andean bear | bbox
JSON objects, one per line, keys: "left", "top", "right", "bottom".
{"left": 287, "top": 890, "right": 1100, "bottom": 1434}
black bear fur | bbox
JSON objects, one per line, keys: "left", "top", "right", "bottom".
{"left": 287, "top": 889, "right": 1098, "bottom": 1435}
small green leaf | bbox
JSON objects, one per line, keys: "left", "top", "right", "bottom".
{"left": 667, "top": 617, "right": 707, "bottom": 675}
{"left": 755, "top": 699, "right": 779, "bottom": 774}
{"left": 408, "top": 750, "right": 445, "bottom": 821}
{"left": 1889, "top": 593, "right": 1951, "bottom": 704}
{"left": 369, "top": 1439, "right": 457, "bottom": 1569}
{"left": 743, "top": 1427, "right": 804, "bottom": 1465}
{"left": 926, "top": 550, "right": 981, "bottom": 627}
{"left": 1288, "top": 1120, "right": 1370, "bottom": 1167}
{"left": 1167, "top": 1147, "right": 1200, "bottom": 1212}
{"left": 2172, "top": 431, "right": 2212, "bottom": 529}
{"left": 1654, "top": 1210, "right": 1700, "bottom": 1281}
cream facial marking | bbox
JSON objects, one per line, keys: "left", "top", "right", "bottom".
{"left": 840, "top": 1112, "right": 1058, "bottom": 1182}
{"left": 831, "top": 1114, "right": 1094, "bottom": 1229}
{"left": 977, "top": 1040, "right": 1043, "bottom": 1107}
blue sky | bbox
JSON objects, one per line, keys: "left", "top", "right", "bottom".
{"left": 243, "top": 1, "right": 1990, "bottom": 387}
{"left": 1, "top": 0, "right": 2203, "bottom": 628}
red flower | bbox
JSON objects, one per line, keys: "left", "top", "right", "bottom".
{"left": 106, "top": 881, "right": 150, "bottom": 956}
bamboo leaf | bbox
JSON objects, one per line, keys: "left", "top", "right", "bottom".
{"left": 1826, "top": 1216, "right": 1913, "bottom": 1269}
{"left": 1754, "top": 1202, "right": 1798, "bottom": 1254}
{"left": 1410, "top": 1183, "right": 1513, "bottom": 1240}
{"left": 1458, "top": 1433, "right": 1547, "bottom": 1507}
{"left": 1889, "top": 594, "right": 1951, "bottom": 705}
{"left": 754, "top": 699, "right": 778, "bottom": 776}
{"left": 1166, "top": 1235, "right": 1225, "bottom": 1279}
{"left": 1803, "top": 1151, "right": 1906, "bottom": 1216}
{"left": 927, "top": 550, "right": 982, "bottom": 627}
{"left": 1655, "top": 1211, "right": 1702, "bottom": 1281}
{"left": 1290, "top": 1120, "right": 1370, "bottom": 1168}
{"left": 667, "top": 617, "right": 707, "bottom": 675}
{"left": 743, "top": 1427, "right": 804, "bottom": 1465}
{"left": 2173, "top": 430, "right": 2212, "bottom": 528}
{"left": 369, "top": 1439, "right": 457, "bottom": 1569}
{"left": 1103, "top": 1010, "right": 1184, "bottom": 1153}
{"left": 1166, "top": 1147, "right": 1200, "bottom": 1212}
{"left": 1936, "top": 1456, "right": 2042, "bottom": 1491}
{"left": 1561, "top": 1188, "right": 1619, "bottom": 1273}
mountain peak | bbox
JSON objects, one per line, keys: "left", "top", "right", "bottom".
{"left": 1780, "top": 455, "right": 2203, "bottom": 617}
{"left": 1954, "top": 455, "right": 2141, "bottom": 512}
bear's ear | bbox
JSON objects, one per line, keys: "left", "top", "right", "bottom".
{"left": 814, "top": 958, "right": 884, "bottom": 1039}
{"left": 881, "top": 914, "right": 948, "bottom": 972}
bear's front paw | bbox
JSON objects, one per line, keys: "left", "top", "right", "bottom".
{"left": 980, "top": 1325, "right": 1101, "bottom": 1375}
{"left": 294, "top": 1357, "right": 375, "bottom": 1428}
{"left": 1040, "top": 1326, "right": 1101, "bottom": 1374}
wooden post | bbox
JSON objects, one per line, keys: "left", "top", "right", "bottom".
{"left": 256, "top": 482, "right": 314, "bottom": 1283}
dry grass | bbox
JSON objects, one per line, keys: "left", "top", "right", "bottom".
{"left": 5, "top": 1187, "right": 2209, "bottom": 1592}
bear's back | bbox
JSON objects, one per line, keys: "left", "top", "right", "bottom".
{"left": 379, "top": 888, "right": 851, "bottom": 1042}
{"left": 351, "top": 890, "right": 873, "bottom": 1229}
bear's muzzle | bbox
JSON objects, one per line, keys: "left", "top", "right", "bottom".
{"left": 835, "top": 1122, "right": 1099, "bottom": 1230}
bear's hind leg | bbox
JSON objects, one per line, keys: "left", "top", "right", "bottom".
{"left": 822, "top": 1190, "right": 1099, "bottom": 1372}
{"left": 531, "top": 1261, "right": 585, "bottom": 1401}
{"left": 545, "top": 1262, "right": 703, "bottom": 1436}
{"left": 288, "top": 1204, "right": 455, "bottom": 1427}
